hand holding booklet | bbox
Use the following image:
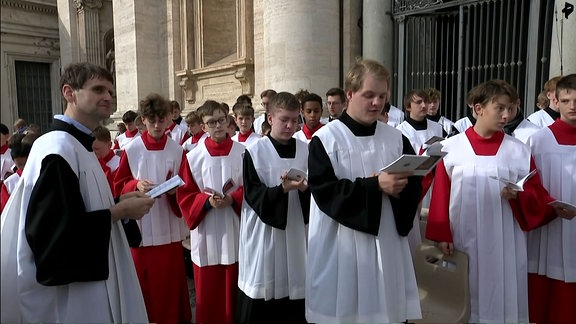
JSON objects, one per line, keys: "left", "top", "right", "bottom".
{"left": 285, "top": 168, "right": 307, "bottom": 181}
{"left": 489, "top": 169, "right": 536, "bottom": 192}
{"left": 204, "top": 178, "right": 236, "bottom": 198}
{"left": 380, "top": 143, "right": 447, "bottom": 176}
{"left": 146, "top": 175, "right": 185, "bottom": 198}
{"left": 547, "top": 200, "right": 576, "bottom": 219}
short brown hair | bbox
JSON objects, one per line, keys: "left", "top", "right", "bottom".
{"left": 345, "top": 58, "right": 390, "bottom": 93}
{"left": 232, "top": 103, "right": 255, "bottom": 117}
{"left": 544, "top": 76, "right": 563, "bottom": 93}
{"left": 184, "top": 111, "right": 202, "bottom": 125}
{"left": 92, "top": 125, "right": 112, "bottom": 143}
{"left": 269, "top": 92, "right": 300, "bottom": 113}
{"left": 427, "top": 88, "right": 441, "bottom": 101}
{"left": 260, "top": 89, "right": 277, "bottom": 99}
{"left": 138, "top": 93, "right": 171, "bottom": 120}
{"left": 404, "top": 89, "right": 429, "bottom": 110}
{"left": 198, "top": 100, "right": 227, "bottom": 120}
{"left": 467, "top": 80, "right": 518, "bottom": 107}
{"left": 59, "top": 62, "right": 113, "bottom": 93}
{"left": 555, "top": 74, "right": 576, "bottom": 98}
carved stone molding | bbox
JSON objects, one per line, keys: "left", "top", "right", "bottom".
{"left": 176, "top": 58, "right": 254, "bottom": 105}
{"left": 176, "top": 69, "right": 197, "bottom": 104}
{"left": 1, "top": 0, "right": 57, "bottom": 15}
{"left": 74, "top": 0, "right": 103, "bottom": 11}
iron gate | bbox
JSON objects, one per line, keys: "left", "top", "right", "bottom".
{"left": 393, "top": 0, "right": 553, "bottom": 121}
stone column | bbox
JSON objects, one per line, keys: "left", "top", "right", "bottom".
{"left": 74, "top": 0, "right": 103, "bottom": 66}
{"left": 57, "top": 0, "right": 81, "bottom": 68}
{"left": 112, "top": 0, "right": 167, "bottom": 113}
{"left": 262, "top": 0, "right": 339, "bottom": 96}
{"left": 549, "top": 1, "right": 576, "bottom": 76}
{"left": 362, "top": 0, "right": 394, "bottom": 70}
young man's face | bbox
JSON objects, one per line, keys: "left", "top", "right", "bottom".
{"left": 557, "top": 88, "right": 576, "bottom": 127}
{"left": 427, "top": 99, "right": 440, "bottom": 116}
{"left": 172, "top": 106, "right": 182, "bottom": 119}
{"left": 406, "top": 95, "right": 428, "bottom": 121}
{"left": 268, "top": 108, "right": 300, "bottom": 144}
{"left": 346, "top": 74, "right": 389, "bottom": 126}
{"left": 234, "top": 114, "right": 254, "bottom": 134}
{"left": 143, "top": 114, "right": 170, "bottom": 140}
{"left": 474, "top": 95, "right": 513, "bottom": 134}
{"left": 125, "top": 121, "right": 137, "bottom": 132}
{"left": 187, "top": 122, "right": 203, "bottom": 136}
{"left": 261, "top": 96, "right": 271, "bottom": 113}
{"left": 547, "top": 88, "right": 558, "bottom": 109}
{"left": 1, "top": 133, "right": 8, "bottom": 145}
{"left": 326, "top": 95, "right": 344, "bottom": 118}
{"left": 202, "top": 110, "right": 228, "bottom": 142}
{"left": 67, "top": 77, "right": 115, "bottom": 125}
{"left": 302, "top": 101, "right": 323, "bottom": 129}
{"left": 92, "top": 139, "right": 111, "bottom": 159}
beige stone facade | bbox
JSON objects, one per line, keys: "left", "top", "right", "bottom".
{"left": 1, "top": 0, "right": 574, "bottom": 131}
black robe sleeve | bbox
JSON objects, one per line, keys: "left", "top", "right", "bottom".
{"left": 243, "top": 150, "right": 290, "bottom": 230}
{"left": 308, "top": 135, "right": 422, "bottom": 236}
{"left": 388, "top": 135, "right": 423, "bottom": 236}
{"left": 308, "top": 136, "right": 383, "bottom": 235}
{"left": 25, "top": 154, "right": 112, "bottom": 286}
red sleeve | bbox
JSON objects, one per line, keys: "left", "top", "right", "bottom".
{"left": 166, "top": 152, "right": 187, "bottom": 218}
{"left": 425, "top": 159, "right": 454, "bottom": 242}
{"left": 176, "top": 156, "right": 210, "bottom": 229}
{"left": 230, "top": 185, "right": 244, "bottom": 216}
{"left": 113, "top": 140, "right": 120, "bottom": 150}
{"left": 1, "top": 182, "right": 10, "bottom": 213}
{"left": 112, "top": 152, "right": 138, "bottom": 196}
{"left": 180, "top": 132, "right": 190, "bottom": 145}
{"left": 419, "top": 171, "right": 435, "bottom": 202}
{"left": 510, "top": 157, "right": 557, "bottom": 231}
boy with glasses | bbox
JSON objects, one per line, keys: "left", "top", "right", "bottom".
{"left": 177, "top": 100, "right": 245, "bottom": 324}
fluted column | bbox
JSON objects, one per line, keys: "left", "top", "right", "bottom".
{"left": 74, "top": 0, "right": 103, "bottom": 66}
{"left": 362, "top": 0, "right": 394, "bottom": 69}
{"left": 262, "top": 0, "right": 339, "bottom": 95}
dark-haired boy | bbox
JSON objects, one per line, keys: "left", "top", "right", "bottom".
{"left": 237, "top": 92, "right": 310, "bottom": 324}
{"left": 294, "top": 93, "right": 323, "bottom": 143}
{"left": 113, "top": 110, "right": 140, "bottom": 151}
{"left": 231, "top": 103, "right": 261, "bottom": 146}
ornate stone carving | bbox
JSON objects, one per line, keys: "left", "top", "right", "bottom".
{"left": 176, "top": 70, "right": 197, "bottom": 104}
{"left": 234, "top": 67, "right": 254, "bottom": 95}
{"left": 1, "top": 0, "right": 57, "bottom": 15}
{"left": 394, "top": 0, "right": 443, "bottom": 14}
{"left": 74, "top": 0, "right": 103, "bottom": 11}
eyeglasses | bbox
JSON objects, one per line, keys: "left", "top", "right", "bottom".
{"left": 204, "top": 116, "right": 228, "bottom": 128}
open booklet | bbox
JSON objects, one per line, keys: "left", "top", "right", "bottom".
{"left": 547, "top": 200, "right": 576, "bottom": 216}
{"left": 489, "top": 169, "right": 536, "bottom": 192}
{"left": 204, "top": 178, "right": 236, "bottom": 198}
{"left": 146, "top": 175, "right": 185, "bottom": 199}
{"left": 380, "top": 142, "right": 447, "bottom": 176}
{"left": 286, "top": 168, "right": 307, "bottom": 181}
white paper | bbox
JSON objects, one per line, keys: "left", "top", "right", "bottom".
{"left": 489, "top": 169, "right": 536, "bottom": 192}
{"left": 286, "top": 168, "right": 307, "bottom": 181}
{"left": 146, "top": 175, "right": 185, "bottom": 198}
{"left": 547, "top": 200, "right": 576, "bottom": 214}
{"left": 205, "top": 178, "right": 236, "bottom": 197}
{"left": 380, "top": 154, "right": 444, "bottom": 176}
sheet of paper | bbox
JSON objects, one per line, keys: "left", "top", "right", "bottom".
{"left": 146, "top": 175, "right": 185, "bottom": 199}
{"left": 489, "top": 169, "right": 536, "bottom": 192}
{"left": 380, "top": 154, "right": 443, "bottom": 176}
{"left": 286, "top": 168, "right": 307, "bottom": 181}
{"left": 547, "top": 200, "right": 576, "bottom": 214}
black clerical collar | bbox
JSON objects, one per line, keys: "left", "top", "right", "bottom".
{"left": 427, "top": 113, "right": 441, "bottom": 123}
{"left": 339, "top": 111, "right": 377, "bottom": 136}
{"left": 49, "top": 119, "right": 95, "bottom": 152}
{"left": 503, "top": 110, "right": 524, "bottom": 135}
{"left": 405, "top": 115, "right": 428, "bottom": 130}
{"left": 544, "top": 107, "right": 560, "bottom": 120}
{"left": 267, "top": 134, "right": 296, "bottom": 158}
{"left": 173, "top": 116, "right": 183, "bottom": 125}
